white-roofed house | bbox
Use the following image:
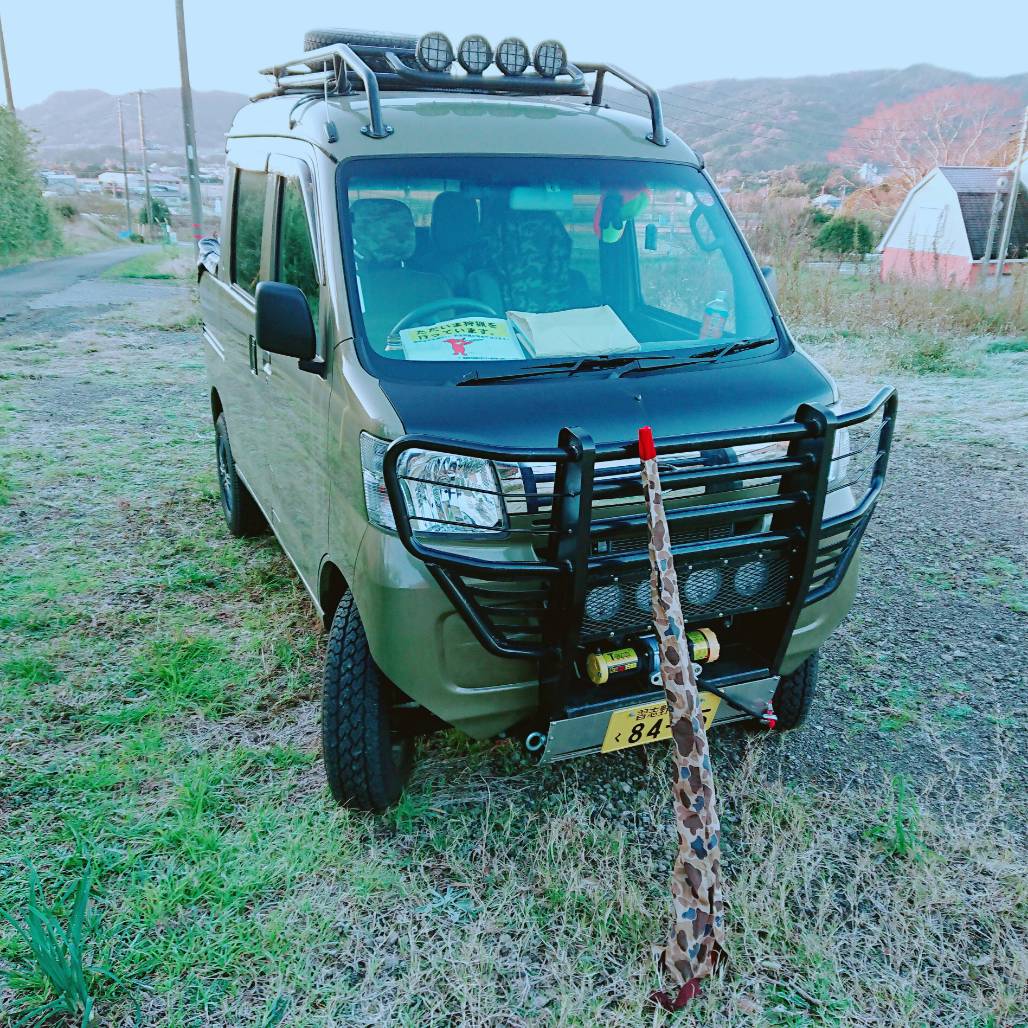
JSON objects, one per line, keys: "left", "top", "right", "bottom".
{"left": 877, "top": 157, "right": 1028, "bottom": 286}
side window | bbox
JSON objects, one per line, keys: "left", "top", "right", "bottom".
{"left": 276, "top": 178, "right": 320, "bottom": 321}
{"left": 232, "top": 170, "right": 267, "bottom": 296}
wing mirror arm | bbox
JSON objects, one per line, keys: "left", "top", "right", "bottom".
{"left": 255, "top": 281, "right": 324, "bottom": 376}
{"left": 298, "top": 357, "right": 327, "bottom": 377}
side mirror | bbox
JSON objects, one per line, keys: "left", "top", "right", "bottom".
{"left": 644, "top": 223, "right": 658, "bottom": 251}
{"left": 197, "top": 236, "right": 220, "bottom": 279}
{"left": 760, "top": 265, "right": 778, "bottom": 302}
{"left": 255, "top": 281, "right": 317, "bottom": 363}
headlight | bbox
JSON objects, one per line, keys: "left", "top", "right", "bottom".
{"left": 733, "top": 559, "right": 770, "bottom": 597}
{"left": 827, "top": 423, "right": 851, "bottom": 486}
{"left": 732, "top": 423, "right": 851, "bottom": 485}
{"left": 360, "top": 433, "right": 508, "bottom": 536}
{"left": 683, "top": 567, "right": 723, "bottom": 606}
{"left": 585, "top": 584, "right": 621, "bottom": 622}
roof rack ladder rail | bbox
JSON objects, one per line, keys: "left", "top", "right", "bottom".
{"left": 258, "top": 44, "right": 393, "bottom": 139}
{"left": 541, "top": 427, "right": 596, "bottom": 721}
{"left": 577, "top": 62, "right": 668, "bottom": 146}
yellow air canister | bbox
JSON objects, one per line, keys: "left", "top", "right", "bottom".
{"left": 586, "top": 647, "right": 640, "bottom": 685}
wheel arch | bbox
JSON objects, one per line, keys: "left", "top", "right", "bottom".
{"left": 318, "top": 560, "right": 349, "bottom": 629}
{"left": 210, "top": 387, "right": 224, "bottom": 424}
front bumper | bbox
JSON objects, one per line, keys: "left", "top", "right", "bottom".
{"left": 362, "top": 389, "right": 896, "bottom": 738}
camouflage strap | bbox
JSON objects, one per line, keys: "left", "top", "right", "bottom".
{"left": 638, "top": 426, "right": 726, "bottom": 997}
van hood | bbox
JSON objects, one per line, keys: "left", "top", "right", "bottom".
{"left": 379, "top": 350, "right": 835, "bottom": 448}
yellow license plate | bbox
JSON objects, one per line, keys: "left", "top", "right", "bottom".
{"left": 601, "top": 693, "right": 721, "bottom": 753}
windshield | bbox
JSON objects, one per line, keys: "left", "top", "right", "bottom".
{"left": 338, "top": 157, "right": 777, "bottom": 377}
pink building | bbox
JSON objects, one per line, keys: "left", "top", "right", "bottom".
{"left": 878, "top": 159, "right": 1027, "bottom": 286}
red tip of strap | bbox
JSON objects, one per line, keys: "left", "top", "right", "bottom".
{"left": 638, "top": 426, "right": 656, "bottom": 460}
{"left": 650, "top": 979, "right": 703, "bottom": 1010}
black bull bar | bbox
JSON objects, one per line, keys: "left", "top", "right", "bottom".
{"left": 383, "top": 388, "right": 897, "bottom": 717}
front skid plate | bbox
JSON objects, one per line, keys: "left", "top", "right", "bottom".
{"left": 538, "top": 676, "right": 779, "bottom": 764}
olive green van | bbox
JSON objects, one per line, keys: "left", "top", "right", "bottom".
{"left": 197, "top": 29, "right": 897, "bottom": 811}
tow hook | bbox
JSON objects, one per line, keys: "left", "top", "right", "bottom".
{"left": 762, "top": 701, "right": 778, "bottom": 730}
{"left": 524, "top": 731, "right": 547, "bottom": 753}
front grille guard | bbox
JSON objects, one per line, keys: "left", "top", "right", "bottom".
{"left": 382, "top": 388, "right": 897, "bottom": 676}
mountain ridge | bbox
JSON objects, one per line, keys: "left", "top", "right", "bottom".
{"left": 21, "top": 64, "right": 1028, "bottom": 175}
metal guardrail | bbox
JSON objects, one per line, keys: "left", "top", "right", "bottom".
{"left": 382, "top": 388, "right": 897, "bottom": 672}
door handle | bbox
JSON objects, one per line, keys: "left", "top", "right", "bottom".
{"left": 247, "top": 334, "right": 258, "bottom": 375}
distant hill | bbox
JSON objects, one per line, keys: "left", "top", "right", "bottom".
{"left": 609, "top": 64, "right": 1028, "bottom": 175}
{"left": 20, "top": 88, "right": 248, "bottom": 167}
{"left": 21, "top": 64, "right": 1028, "bottom": 175}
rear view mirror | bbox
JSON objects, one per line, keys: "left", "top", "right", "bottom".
{"left": 255, "top": 282, "right": 316, "bottom": 362}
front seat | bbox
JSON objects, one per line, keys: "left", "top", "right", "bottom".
{"left": 429, "top": 191, "right": 484, "bottom": 291}
{"left": 350, "top": 198, "right": 452, "bottom": 350}
{"left": 469, "top": 209, "right": 592, "bottom": 314}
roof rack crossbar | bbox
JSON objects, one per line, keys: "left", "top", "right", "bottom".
{"left": 578, "top": 62, "right": 667, "bottom": 147}
{"left": 257, "top": 43, "right": 393, "bottom": 138}
{"left": 256, "top": 43, "right": 669, "bottom": 148}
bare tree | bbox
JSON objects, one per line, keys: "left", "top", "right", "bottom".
{"left": 830, "top": 85, "right": 1022, "bottom": 191}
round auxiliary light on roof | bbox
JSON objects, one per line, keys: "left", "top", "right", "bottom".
{"left": 416, "top": 31, "right": 455, "bottom": 73}
{"left": 457, "top": 34, "right": 493, "bottom": 74}
{"left": 532, "top": 39, "right": 567, "bottom": 78}
{"left": 495, "top": 36, "right": 530, "bottom": 76}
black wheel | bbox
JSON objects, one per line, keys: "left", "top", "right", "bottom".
{"left": 322, "top": 591, "right": 413, "bottom": 811}
{"left": 214, "top": 413, "right": 265, "bottom": 537}
{"left": 772, "top": 651, "right": 819, "bottom": 730}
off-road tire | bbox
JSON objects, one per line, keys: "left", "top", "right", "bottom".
{"left": 322, "top": 591, "right": 413, "bottom": 811}
{"left": 214, "top": 414, "right": 265, "bottom": 537}
{"left": 303, "top": 29, "right": 420, "bottom": 74}
{"left": 772, "top": 651, "right": 819, "bottom": 730}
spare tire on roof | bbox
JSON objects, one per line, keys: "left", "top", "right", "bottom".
{"left": 303, "top": 29, "right": 419, "bottom": 73}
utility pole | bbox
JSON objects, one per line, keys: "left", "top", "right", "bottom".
{"left": 0, "top": 12, "right": 14, "bottom": 113}
{"left": 117, "top": 99, "right": 133, "bottom": 236}
{"left": 136, "top": 91, "right": 154, "bottom": 241}
{"left": 994, "top": 105, "right": 1028, "bottom": 283}
{"left": 175, "top": 0, "right": 204, "bottom": 249}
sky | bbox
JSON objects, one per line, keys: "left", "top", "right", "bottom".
{"left": 3, "top": 0, "right": 1026, "bottom": 109}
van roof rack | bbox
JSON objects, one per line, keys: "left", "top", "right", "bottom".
{"left": 255, "top": 35, "right": 668, "bottom": 147}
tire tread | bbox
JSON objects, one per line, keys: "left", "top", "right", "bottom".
{"left": 322, "top": 592, "right": 410, "bottom": 811}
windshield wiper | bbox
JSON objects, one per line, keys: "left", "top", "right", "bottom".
{"left": 617, "top": 337, "right": 779, "bottom": 377}
{"left": 457, "top": 354, "right": 676, "bottom": 386}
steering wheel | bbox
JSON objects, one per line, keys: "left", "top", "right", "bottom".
{"left": 388, "top": 298, "right": 501, "bottom": 339}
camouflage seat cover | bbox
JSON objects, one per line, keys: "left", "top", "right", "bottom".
{"left": 351, "top": 198, "right": 419, "bottom": 266}
{"left": 349, "top": 198, "right": 452, "bottom": 349}
{"left": 479, "top": 210, "right": 573, "bottom": 313}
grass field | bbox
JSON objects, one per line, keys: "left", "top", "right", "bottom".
{"left": 0, "top": 269, "right": 1026, "bottom": 1025}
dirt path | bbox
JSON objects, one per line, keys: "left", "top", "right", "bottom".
{"left": 0, "top": 245, "right": 154, "bottom": 318}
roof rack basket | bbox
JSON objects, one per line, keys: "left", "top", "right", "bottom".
{"left": 256, "top": 38, "right": 668, "bottom": 146}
